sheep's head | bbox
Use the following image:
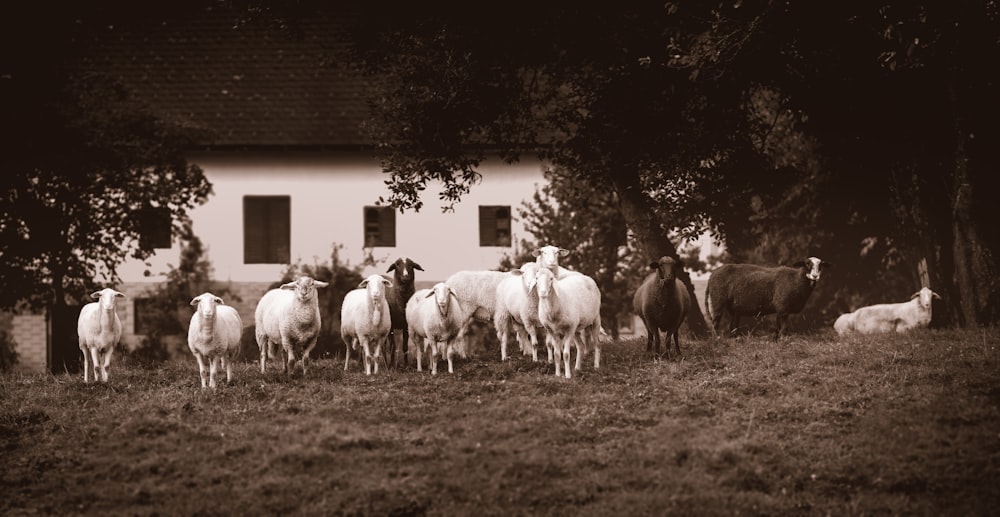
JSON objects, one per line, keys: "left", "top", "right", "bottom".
{"left": 532, "top": 245, "right": 569, "bottom": 272}
{"left": 91, "top": 288, "right": 125, "bottom": 310}
{"left": 386, "top": 257, "right": 423, "bottom": 286}
{"left": 190, "top": 292, "right": 224, "bottom": 318}
{"left": 359, "top": 274, "right": 391, "bottom": 302}
{"left": 426, "top": 282, "right": 458, "bottom": 317}
{"left": 281, "top": 276, "right": 330, "bottom": 302}
{"left": 514, "top": 262, "right": 540, "bottom": 292}
{"left": 535, "top": 267, "right": 556, "bottom": 299}
{"left": 794, "top": 257, "right": 833, "bottom": 284}
{"left": 911, "top": 287, "right": 942, "bottom": 310}
{"left": 651, "top": 256, "right": 684, "bottom": 282}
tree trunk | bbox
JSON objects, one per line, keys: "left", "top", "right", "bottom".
{"left": 948, "top": 80, "right": 997, "bottom": 326}
{"left": 611, "top": 171, "right": 711, "bottom": 337}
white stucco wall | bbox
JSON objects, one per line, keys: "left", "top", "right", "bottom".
{"left": 116, "top": 151, "right": 547, "bottom": 285}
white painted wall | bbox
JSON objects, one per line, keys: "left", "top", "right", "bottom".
{"left": 116, "top": 151, "right": 547, "bottom": 285}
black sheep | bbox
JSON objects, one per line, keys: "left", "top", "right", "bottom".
{"left": 382, "top": 257, "right": 423, "bottom": 368}
{"left": 705, "top": 257, "right": 832, "bottom": 339}
{"left": 632, "top": 256, "right": 691, "bottom": 359}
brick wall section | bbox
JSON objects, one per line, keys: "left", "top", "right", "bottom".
{"left": 12, "top": 314, "right": 47, "bottom": 372}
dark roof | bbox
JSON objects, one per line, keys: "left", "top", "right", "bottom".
{"left": 75, "top": 8, "right": 370, "bottom": 149}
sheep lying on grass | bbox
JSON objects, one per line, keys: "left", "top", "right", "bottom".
{"left": 633, "top": 256, "right": 690, "bottom": 359}
{"left": 834, "top": 287, "right": 941, "bottom": 336}
{"left": 255, "top": 276, "right": 329, "bottom": 375}
{"left": 706, "top": 257, "right": 831, "bottom": 340}
{"left": 383, "top": 257, "right": 423, "bottom": 368}
{"left": 188, "top": 292, "right": 243, "bottom": 388}
{"left": 406, "top": 282, "right": 466, "bottom": 374}
{"left": 77, "top": 288, "right": 125, "bottom": 383}
{"left": 341, "top": 274, "right": 393, "bottom": 375}
{"left": 535, "top": 267, "right": 602, "bottom": 379}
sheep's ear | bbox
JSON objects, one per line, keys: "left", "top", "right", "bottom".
{"left": 558, "top": 248, "right": 570, "bottom": 257}
{"left": 280, "top": 281, "right": 296, "bottom": 290}
{"left": 90, "top": 291, "right": 102, "bottom": 299}
{"left": 382, "top": 278, "right": 393, "bottom": 288}
{"left": 649, "top": 261, "right": 660, "bottom": 270}
{"left": 792, "top": 261, "right": 806, "bottom": 268}
{"left": 411, "top": 261, "right": 424, "bottom": 271}
{"left": 676, "top": 259, "right": 686, "bottom": 268}
{"left": 314, "top": 280, "right": 329, "bottom": 289}
{"left": 115, "top": 291, "right": 126, "bottom": 298}
{"left": 358, "top": 279, "right": 369, "bottom": 288}
{"left": 910, "top": 291, "right": 921, "bottom": 299}
{"left": 425, "top": 290, "right": 435, "bottom": 298}
{"left": 386, "top": 262, "right": 397, "bottom": 273}
{"left": 932, "top": 291, "right": 942, "bottom": 299}
{"left": 214, "top": 296, "right": 224, "bottom": 305}
{"left": 190, "top": 295, "right": 201, "bottom": 306}
{"left": 531, "top": 249, "right": 541, "bottom": 257}
{"left": 821, "top": 261, "right": 833, "bottom": 269}
{"left": 511, "top": 269, "right": 523, "bottom": 277}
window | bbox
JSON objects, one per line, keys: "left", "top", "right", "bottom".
{"left": 479, "top": 205, "right": 512, "bottom": 246}
{"left": 139, "top": 206, "right": 172, "bottom": 249}
{"left": 364, "top": 206, "right": 396, "bottom": 247}
{"left": 244, "top": 196, "right": 290, "bottom": 264}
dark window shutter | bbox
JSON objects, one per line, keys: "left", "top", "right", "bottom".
{"left": 479, "top": 205, "right": 511, "bottom": 246}
{"left": 139, "top": 207, "right": 172, "bottom": 249}
{"left": 364, "top": 206, "right": 395, "bottom": 247}
{"left": 244, "top": 196, "right": 290, "bottom": 263}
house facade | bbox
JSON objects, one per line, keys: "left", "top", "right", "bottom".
{"left": 11, "top": 7, "right": 550, "bottom": 372}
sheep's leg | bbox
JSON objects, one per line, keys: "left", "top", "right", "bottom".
{"left": 195, "top": 353, "right": 208, "bottom": 388}
{"left": 551, "top": 335, "right": 562, "bottom": 377}
{"left": 402, "top": 329, "right": 410, "bottom": 369}
{"left": 101, "top": 348, "right": 112, "bottom": 383}
{"left": 430, "top": 342, "right": 439, "bottom": 375}
{"left": 89, "top": 347, "right": 101, "bottom": 383}
{"left": 774, "top": 313, "right": 786, "bottom": 341}
{"left": 526, "top": 326, "right": 540, "bottom": 362}
{"left": 361, "top": 339, "right": 372, "bottom": 376}
{"left": 343, "top": 337, "right": 352, "bottom": 371}
{"left": 223, "top": 355, "right": 233, "bottom": 384}
{"left": 446, "top": 343, "right": 454, "bottom": 374}
{"left": 411, "top": 334, "right": 424, "bottom": 372}
{"left": 81, "top": 346, "right": 91, "bottom": 383}
{"left": 209, "top": 356, "right": 219, "bottom": 388}
{"left": 257, "top": 335, "right": 268, "bottom": 374}
{"left": 562, "top": 336, "right": 573, "bottom": 379}
{"left": 373, "top": 339, "right": 382, "bottom": 375}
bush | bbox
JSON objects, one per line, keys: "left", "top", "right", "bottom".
{"left": 0, "top": 329, "right": 18, "bottom": 371}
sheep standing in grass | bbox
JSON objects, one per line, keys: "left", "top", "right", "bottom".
{"left": 494, "top": 262, "right": 545, "bottom": 362}
{"left": 187, "top": 293, "right": 243, "bottom": 388}
{"left": 633, "top": 256, "right": 691, "bottom": 359}
{"left": 834, "top": 287, "right": 941, "bottom": 336}
{"left": 535, "top": 267, "right": 602, "bottom": 379}
{"left": 382, "top": 257, "right": 423, "bottom": 368}
{"left": 445, "top": 269, "right": 510, "bottom": 354}
{"left": 406, "top": 282, "right": 466, "bottom": 374}
{"left": 341, "top": 274, "right": 393, "bottom": 375}
{"left": 706, "top": 257, "right": 831, "bottom": 340}
{"left": 77, "top": 288, "right": 125, "bottom": 383}
{"left": 255, "top": 276, "right": 329, "bottom": 375}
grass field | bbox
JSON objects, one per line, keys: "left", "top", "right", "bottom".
{"left": 2, "top": 328, "right": 999, "bottom": 516}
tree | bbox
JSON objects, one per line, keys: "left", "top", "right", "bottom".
{"left": 1, "top": 4, "right": 213, "bottom": 316}
{"left": 330, "top": 3, "right": 999, "bottom": 328}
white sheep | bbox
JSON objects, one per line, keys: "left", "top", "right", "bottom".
{"left": 254, "top": 276, "right": 329, "bottom": 375}
{"left": 445, "top": 269, "right": 511, "bottom": 353}
{"left": 535, "top": 266, "right": 602, "bottom": 379}
{"left": 406, "top": 282, "right": 466, "bottom": 374}
{"left": 533, "top": 244, "right": 581, "bottom": 279}
{"left": 834, "top": 287, "right": 942, "bottom": 336}
{"left": 187, "top": 292, "right": 243, "bottom": 388}
{"left": 76, "top": 288, "right": 125, "bottom": 383}
{"left": 494, "top": 262, "right": 546, "bottom": 362}
{"left": 341, "top": 274, "right": 393, "bottom": 375}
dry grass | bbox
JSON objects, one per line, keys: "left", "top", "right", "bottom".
{"left": 2, "top": 328, "right": 999, "bottom": 515}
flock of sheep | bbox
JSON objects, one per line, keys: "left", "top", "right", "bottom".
{"left": 75, "top": 248, "right": 942, "bottom": 387}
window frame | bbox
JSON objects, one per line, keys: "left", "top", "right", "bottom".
{"left": 243, "top": 195, "right": 291, "bottom": 264}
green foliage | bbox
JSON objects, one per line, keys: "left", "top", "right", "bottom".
{"left": 129, "top": 223, "right": 239, "bottom": 366}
